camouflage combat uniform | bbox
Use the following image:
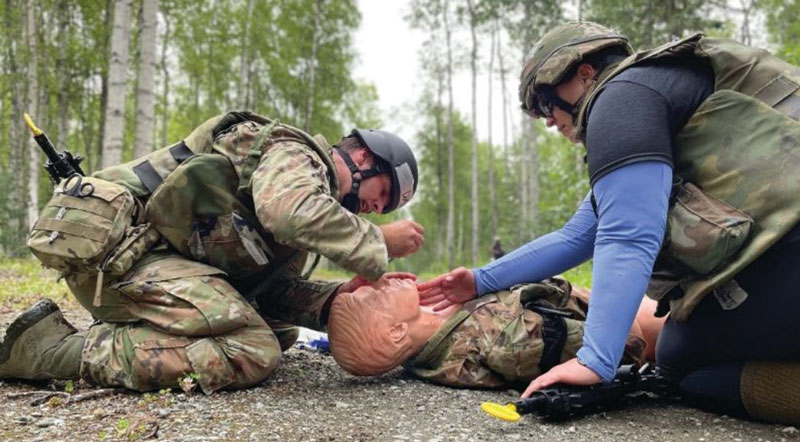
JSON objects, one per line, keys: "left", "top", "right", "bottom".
{"left": 405, "top": 280, "right": 646, "bottom": 388}
{"left": 62, "top": 112, "right": 389, "bottom": 393}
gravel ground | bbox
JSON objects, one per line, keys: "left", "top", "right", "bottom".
{"left": 0, "top": 305, "right": 797, "bottom": 442}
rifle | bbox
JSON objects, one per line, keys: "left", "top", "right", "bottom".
{"left": 481, "top": 363, "right": 672, "bottom": 422}
{"left": 24, "top": 113, "right": 86, "bottom": 183}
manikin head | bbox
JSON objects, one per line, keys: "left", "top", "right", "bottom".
{"left": 332, "top": 130, "right": 418, "bottom": 215}
{"left": 328, "top": 278, "right": 440, "bottom": 376}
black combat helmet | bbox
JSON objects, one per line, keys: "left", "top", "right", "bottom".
{"left": 350, "top": 129, "right": 418, "bottom": 213}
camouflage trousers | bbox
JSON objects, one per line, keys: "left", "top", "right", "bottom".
{"left": 64, "top": 252, "right": 281, "bottom": 394}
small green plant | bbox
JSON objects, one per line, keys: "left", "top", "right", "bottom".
{"left": 115, "top": 417, "right": 130, "bottom": 436}
{"left": 64, "top": 380, "right": 75, "bottom": 394}
{"left": 97, "top": 430, "right": 107, "bottom": 441}
{"left": 178, "top": 372, "right": 200, "bottom": 394}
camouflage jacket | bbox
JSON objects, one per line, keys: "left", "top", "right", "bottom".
{"left": 404, "top": 280, "right": 646, "bottom": 389}
{"left": 575, "top": 35, "right": 800, "bottom": 321}
{"left": 96, "top": 112, "right": 388, "bottom": 330}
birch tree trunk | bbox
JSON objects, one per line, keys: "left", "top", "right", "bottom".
{"left": 160, "top": 11, "right": 170, "bottom": 148}
{"left": 102, "top": 0, "right": 132, "bottom": 168}
{"left": 238, "top": 0, "right": 255, "bottom": 109}
{"left": 443, "top": 0, "right": 456, "bottom": 269}
{"left": 304, "top": 0, "right": 324, "bottom": 132}
{"left": 4, "top": 0, "right": 26, "bottom": 252}
{"left": 487, "top": 23, "right": 498, "bottom": 239}
{"left": 467, "top": 0, "right": 479, "bottom": 265}
{"left": 133, "top": 0, "right": 158, "bottom": 159}
{"left": 26, "top": 0, "right": 40, "bottom": 229}
{"left": 55, "top": 0, "right": 70, "bottom": 146}
{"left": 497, "top": 25, "right": 510, "bottom": 165}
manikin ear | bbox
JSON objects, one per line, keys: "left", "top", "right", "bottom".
{"left": 389, "top": 322, "right": 409, "bottom": 344}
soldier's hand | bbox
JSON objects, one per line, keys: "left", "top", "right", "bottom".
{"left": 336, "top": 272, "right": 418, "bottom": 295}
{"left": 379, "top": 220, "right": 425, "bottom": 258}
{"left": 417, "top": 267, "right": 477, "bottom": 311}
{"left": 521, "top": 358, "right": 602, "bottom": 399}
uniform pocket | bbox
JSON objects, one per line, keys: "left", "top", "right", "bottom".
{"left": 662, "top": 182, "right": 753, "bottom": 275}
{"left": 187, "top": 211, "right": 273, "bottom": 278}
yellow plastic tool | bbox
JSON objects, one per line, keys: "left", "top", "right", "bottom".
{"left": 480, "top": 401, "right": 521, "bottom": 422}
{"left": 23, "top": 113, "right": 43, "bottom": 136}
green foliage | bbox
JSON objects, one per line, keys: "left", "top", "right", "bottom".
{"left": 585, "top": 0, "right": 725, "bottom": 49}
{"left": 764, "top": 0, "right": 800, "bottom": 65}
{"left": 0, "top": 258, "right": 72, "bottom": 308}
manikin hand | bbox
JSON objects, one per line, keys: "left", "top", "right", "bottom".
{"left": 379, "top": 220, "right": 425, "bottom": 258}
{"left": 335, "top": 272, "right": 417, "bottom": 296}
{"left": 521, "top": 358, "right": 602, "bottom": 399}
{"left": 417, "top": 267, "right": 478, "bottom": 311}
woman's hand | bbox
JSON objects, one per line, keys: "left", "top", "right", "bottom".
{"left": 521, "top": 358, "right": 602, "bottom": 398}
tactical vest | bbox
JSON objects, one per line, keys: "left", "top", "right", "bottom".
{"left": 576, "top": 34, "right": 800, "bottom": 321}
{"left": 95, "top": 111, "right": 338, "bottom": 288}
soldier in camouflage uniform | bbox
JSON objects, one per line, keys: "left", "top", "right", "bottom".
{"left": 420, "top": 22, "right": 800, "bottom": 424}
{"left": 327, "top": 278, "right": 649, "bottom": 388}
{"left": 1, "top": 112, "right": 424, "bottom": 394}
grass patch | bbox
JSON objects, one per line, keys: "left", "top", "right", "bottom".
{"left": 0, "top": 257, "right": 73, "bottom": 308}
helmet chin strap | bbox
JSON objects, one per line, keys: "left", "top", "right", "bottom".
{"left": 334, "top": 147, "right": 384, "bottom": 214}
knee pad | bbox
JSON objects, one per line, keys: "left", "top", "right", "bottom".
{"left": 741, "top": 361, "right": 800, "bottom": 425}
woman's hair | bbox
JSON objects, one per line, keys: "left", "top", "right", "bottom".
{"left": 328, "top": 287, "right": 414, "bottom": 376}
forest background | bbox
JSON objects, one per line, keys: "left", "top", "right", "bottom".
{"left": 0, "top": 0, "right": 798, "bottom": 281}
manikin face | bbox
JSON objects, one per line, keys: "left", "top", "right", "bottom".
{"left": 542, "top": 63, "right": 595, "bottom": 144}
{"left": 353, "top": 278, "right": 421, "bottom": 323}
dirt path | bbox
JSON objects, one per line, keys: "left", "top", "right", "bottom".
{"left": 0, "top": 305, "right": 796, "bottom": 442}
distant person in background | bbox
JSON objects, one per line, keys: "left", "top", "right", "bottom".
{"left": 490, "top": 237, "right": 505, "bottom": 261}
{"left": 420, "top": 22, "right": 800, "bottom": 425}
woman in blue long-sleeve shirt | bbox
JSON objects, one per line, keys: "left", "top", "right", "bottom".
{"left": 419, "top": 22, "right": 800, "bottom": 424}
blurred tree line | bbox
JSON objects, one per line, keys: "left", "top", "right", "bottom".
{"left": 1, "top": 0, "right": 799, "bottom": 278}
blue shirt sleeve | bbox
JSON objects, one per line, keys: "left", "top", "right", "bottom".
{"left": 576, "top": 161, "right": 672, "bottom": 381}
{"left": 472, "top": 194, "right": 597, "bottom": 296}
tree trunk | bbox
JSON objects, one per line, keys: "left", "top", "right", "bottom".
{"left": 26, "top": 0, "right": 40, "bottom": 230}
{"left": 496, "top": 25, "right": 510, "bottom": 165}
{"left": 160, "top": 10, "right": 170, "bottom": 148}
{"left": 55, "top": 0, "right": 70, "bottom": 147}
{"left": 5, "top": 0, "right": 25, "bottom": 252}
{"left": 238, "top": 0, "right": 255, "bottom": 109}
{"left": 443, "top": 0, "right": 456, "bottom": 269}
{"left": 435, "top": 66, "right": 445, "bottom": 264}
{"left": 133, "top": 0, "right": 158, "bottom": 159}
{"left": 467, "top": 0, "right": 479, "bottom": 265}
{"left": 102, "top": 0, "right": 132, "bottom": 168}
{"left": 304, "top": 0, "right": 324, "bottom": 132}
{"left": 487, "top": 23, "right": 498, "bottom": 240}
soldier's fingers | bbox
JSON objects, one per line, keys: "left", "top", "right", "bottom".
{"left": 411, "top": 221, "right": 425, "bottom": 234}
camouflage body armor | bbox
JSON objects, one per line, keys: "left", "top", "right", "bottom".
{"left": 574, "top": 35, "right": 800, "bottom": 321}
{"left": 95, "top": 111, "right": 335, "bottom": 284}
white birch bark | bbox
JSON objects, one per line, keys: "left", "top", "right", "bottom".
{"left": 304, "top": 0, "right": 324, "bottom": 132}
{"left": 102, "top": 0, "right": 132, "bottom": 168}
{"left": 487, "top": 23, "right": 498, "bottom": 239}
{"left": 238, "top": 0, "right": 255, "bottom": 109}
{"left": 133, "top": 0, "right": 158, "bottom": 159}
{"left": 443, "top": 0, "right": 456, "bottom": 269}
{"left": 26, "top": 0, "right": 40, "bottom": 229}
{"left": 467, "top": 0, "right": 479, "bottom": 265}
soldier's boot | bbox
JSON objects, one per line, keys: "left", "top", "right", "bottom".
{"left": 740, "top": 361, "right": 800, "bottom": 425}
{"left": 0, "top": 299, "right": 85, "bottom": 381}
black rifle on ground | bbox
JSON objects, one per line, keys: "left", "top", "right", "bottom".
{"left": 24, "top": 113, "right": 86, "bottom": 182}
{"left": 481, "top": 363, "right": 672, "bottom": 422}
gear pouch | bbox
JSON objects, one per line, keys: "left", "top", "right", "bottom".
{"left": 28, "top": 176, "right": 138, "bottom": 275}
{"left": 661, "top": 182, "right": 753, "bottom": 275}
